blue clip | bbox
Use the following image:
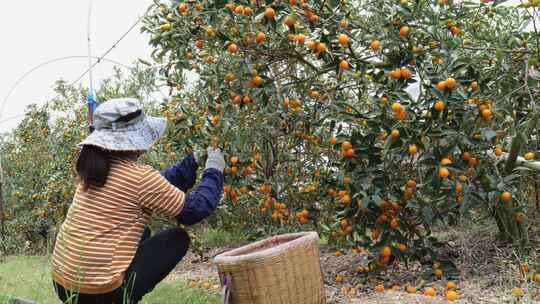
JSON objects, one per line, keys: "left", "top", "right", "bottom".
{"left": 86, "top": 91, "right": 98, "bottom": 112}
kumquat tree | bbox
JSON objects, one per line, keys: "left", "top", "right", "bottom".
{"left": 1, "top": 0, "right": 540, "bottom": 303}
{"left": 143, "top": 0, "right": 539, "bottom": 272}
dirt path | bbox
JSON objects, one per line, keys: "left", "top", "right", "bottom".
{"left": 165, "top": 249, "right": 539, "bottom": 303}
{"left": 165, "top": 227, "right": 540, "bottom": 303}
{"left": 165, "top": 248, "right": 221, "bottom": 289}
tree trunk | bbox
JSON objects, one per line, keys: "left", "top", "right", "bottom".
{"left": 0, "top": 179, "right": 5, "bottom": 241}
{"left": 493, "top": 206, "right": 528, "bottom": 247}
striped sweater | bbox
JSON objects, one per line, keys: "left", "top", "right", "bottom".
{"left": 51, "top": 157, "right": 186, "bottom": 294}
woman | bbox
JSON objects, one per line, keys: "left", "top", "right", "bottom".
{"left": 51, "top": 98, "right": 225, "bottom": 304}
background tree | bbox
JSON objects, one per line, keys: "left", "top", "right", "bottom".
{"left": 0, "top": 64, "right": 166, "bottom": 255}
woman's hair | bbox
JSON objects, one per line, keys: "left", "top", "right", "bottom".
{"left": 76, "top": 146, "right": 140, "bottom": 191}
{"left": 76, "top": 110, "right": 144, "bottom": 191}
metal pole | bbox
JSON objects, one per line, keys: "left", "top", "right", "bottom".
{"left": 87, "top": 0, "right": 96, "bottom": 132}
{"left": 487, "top": 150, "right": 540, "bottom": 172}
{"left": 87, "top": 0, "right": 94, "bottom": 98}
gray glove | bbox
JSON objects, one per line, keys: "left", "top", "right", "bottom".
{"left": 205, "top": 147, "right": 225, "bottom": 172}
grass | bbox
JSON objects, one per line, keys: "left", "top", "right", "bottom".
{"left": 0, "top": 256, "right": 220, "bottom": 304}
{"left": 0, "top": 226, "right": 244, "bottom": 304}
{"left": 194, "top": 225, "right": 248, "bottom": 248}
{"left": 0, "top": 256, "right": 54, "bottom": 302}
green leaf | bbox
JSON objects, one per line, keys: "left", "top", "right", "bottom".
{"left": 328, "top": 0, "right": 340, "bottom": 9}
{"left": 422, "top": 207, "right": 434, "bottom": 225}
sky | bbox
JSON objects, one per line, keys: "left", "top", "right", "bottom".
{"left": 0, "top": 0, "right": 154, "bottom": 132}
{"left": 0, "top": 0, "right": 526, "bottom": 133}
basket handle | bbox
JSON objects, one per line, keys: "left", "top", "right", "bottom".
{"left": 221, "top": 273, "right": 232, "bottom": 304}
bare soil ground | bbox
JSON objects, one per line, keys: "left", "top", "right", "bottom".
{"left": 166, "top": 223, "right": 540, "bottom": 303}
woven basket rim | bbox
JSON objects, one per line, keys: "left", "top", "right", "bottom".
{"left": 213, "top": 231, "right": 319, "bottom": 265}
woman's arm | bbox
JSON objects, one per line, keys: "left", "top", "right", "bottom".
{"left": 160, "top": 154, "right": 199, "bottom": 192}
{"left": 176, "top": 168, "right": 223, "bottom": 226}
{"left": 176, "top": 148, "right": 225, "bottom": 226}
{"left": 143, "top": 148, "right": 223, "bottom": 225}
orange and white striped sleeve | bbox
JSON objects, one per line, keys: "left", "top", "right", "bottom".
{"left": 139, "top": 167, "right": 185, "bottom": 217}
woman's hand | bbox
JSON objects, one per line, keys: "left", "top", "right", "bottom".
{"left": 204, "top": 147, "right": 225, "bottom": 173}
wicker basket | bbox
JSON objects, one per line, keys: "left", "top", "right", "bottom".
{"left": 214, "top": 231, "right": 325, "bottom": 304}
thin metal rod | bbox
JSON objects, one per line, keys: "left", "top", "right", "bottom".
{"left": 0, "top": 59, "right": 172, "bottom": 127}
{"left": 1, "top": 8, "right": 147, "bottom": 123}
{"left": 0, "top": 56, "right": 129, "bottom": 123}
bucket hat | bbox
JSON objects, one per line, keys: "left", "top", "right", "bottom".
{"left": 78, "top": 98, "right": 167, "bottom": 151}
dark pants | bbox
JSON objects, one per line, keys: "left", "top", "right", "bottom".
{"left": 53, "top": 228, "right": 190, "bottom": 304}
